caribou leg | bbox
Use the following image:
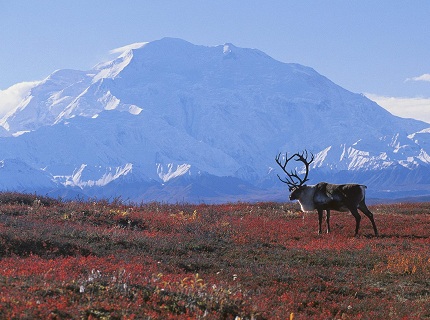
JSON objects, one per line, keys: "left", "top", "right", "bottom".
{"left": 349, "top": 207, "right": 362, "bottom": 236}
{"left": 317, "top": 209, "right": 324, "bottom": 234}
{"left": 358, "top": 201, "right": 379, "bottom": 236}
{"left": 326, "top": 209, "right": 331, "bottom": 233}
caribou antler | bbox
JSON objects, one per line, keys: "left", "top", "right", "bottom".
{"left": 275, "top": 150, "right": 314, "bottom": 190}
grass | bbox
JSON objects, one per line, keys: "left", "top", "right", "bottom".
{"left": 0, "top": 192, "right": 429, "bottom": 319}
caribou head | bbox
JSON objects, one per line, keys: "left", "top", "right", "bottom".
{"left": 275, "top": 150, "right": 378, "bottom": 236}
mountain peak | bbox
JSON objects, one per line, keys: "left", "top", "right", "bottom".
{"left": 1, "top": 38, "right": 430, "bottom": 202}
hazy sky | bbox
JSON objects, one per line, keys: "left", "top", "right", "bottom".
{"left": 1, "top": 1, "right": 429, "bottom": 122}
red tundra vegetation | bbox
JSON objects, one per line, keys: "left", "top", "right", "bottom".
{"left": 0, "top": 192, "right": 429, "bottom": 319}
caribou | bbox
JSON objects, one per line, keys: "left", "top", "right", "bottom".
{"left": 275, "top": 150, "right": 379, "bottom": 236}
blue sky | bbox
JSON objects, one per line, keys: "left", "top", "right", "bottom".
{"left": 1, "top": 1, "right": 429, "bottom": 122}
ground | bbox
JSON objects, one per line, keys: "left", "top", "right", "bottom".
{"left": 0, "top": 192, "right": 429, "bottom": 319}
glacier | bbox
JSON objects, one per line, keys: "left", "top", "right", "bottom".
{"left": 0, "top": 37, "right": 430, "bottom": 203}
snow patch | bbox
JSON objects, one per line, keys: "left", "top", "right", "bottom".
{"left": 12, "top": 131, "right": 30, "bottom": 137}
{"left": 129, "top": 105, "right": 142, "bottom": 115}
{"left": 91, "top": 163, "right": 133, "bottom": 187}
{"left": 55, "top": 87, "right": 90, "bottom": 121}
{"left": 314, "top": 146, "right": 331, "bottom": 167}
{"left": 339, "top": 144, "right": 347, "bottom": 161}
{"left": 418, "top": 149, "right": 430, "bottom": 163}
{"left": 57, "top": 163, "right": 133, "bottom": 188}
{"left": 157, "top": 163, "right": 191, "bottom": 182}
{"left": 223, "top": 44, "right": 232, "bottom": 55}
{"left": 99, "top": 91, "right": 120, "bottom": 110}
{"left": 399, "top": 157, "right": 418, "bottom": 169}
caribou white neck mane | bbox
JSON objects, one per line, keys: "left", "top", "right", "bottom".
{"left": 297, "top": 185, "right": 316, "bottom": 212}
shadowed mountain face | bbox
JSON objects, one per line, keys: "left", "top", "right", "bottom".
{"left": 1, "top": 38, "right": 429, "bottom": 203}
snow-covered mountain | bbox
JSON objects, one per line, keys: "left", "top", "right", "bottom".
{"left": 1, "top": 37, "right": 430, "bottom": 202}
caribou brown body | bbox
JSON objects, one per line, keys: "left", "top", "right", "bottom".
{"left": 276, "top": 151, "right": 379, "bottom": 236}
